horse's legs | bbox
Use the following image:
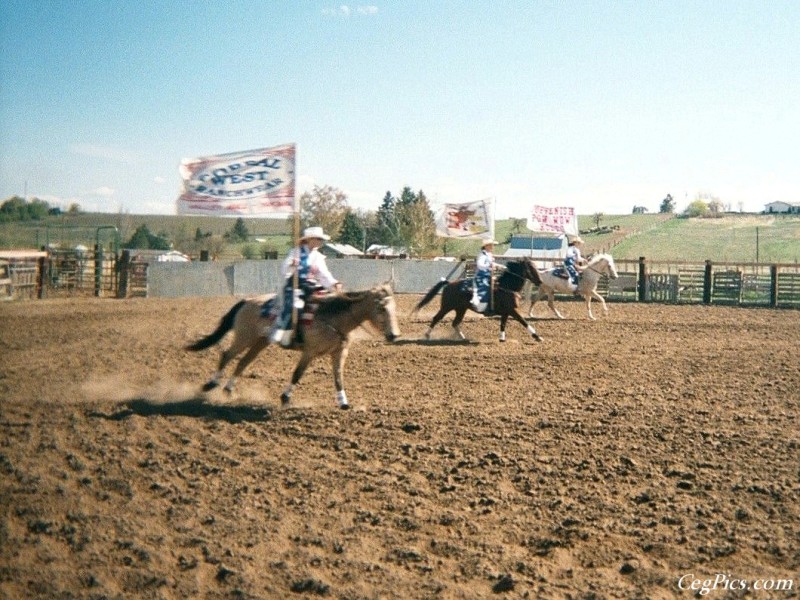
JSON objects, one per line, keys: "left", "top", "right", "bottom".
{"left": 330, "top": 345, "right": 350, "bottom": 409}
{"left": 280, "top": 352, "right": 314, "bottom": 406}
{"left": 499, "top": 315, "right": 509, "bottom": 342}
{"left": 222, "top": 336, "right": 270, "bottom": 394}
{"left": 545, "top": 289, "right": 564, "bottom": 319}
{"left": 527, "top": 287, "right": 542, "bottom": 317}
{"left": 424, "top": 307, "right": 450, "bottom": 340}
{"left": 451, "top": 307, "right": 468, "bottom": 340}
{"left": 511, "top": 309, "right": 543, "bottom": 342}
{"left": 202, "top": 335, "right": 249, "bottom": 392}
{"left": 585, "top": 290, "right": 606, "bottom": 320}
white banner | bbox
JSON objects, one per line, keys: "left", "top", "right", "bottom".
{"left": 526, "top": 205, "right": 578, "bottom": 235}
{"left": 435, "top": 198, "right": 493, "bottom": 239}
{"left": 177, "top": 144, "right": 296, "bottom": 216}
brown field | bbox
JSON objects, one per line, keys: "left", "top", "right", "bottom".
{"left": 1, "top": 295, "right": 798, "bottom": 599}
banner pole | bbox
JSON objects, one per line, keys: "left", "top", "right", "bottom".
{"left": 290, "top": 152, "right": 301, "bottom": 340}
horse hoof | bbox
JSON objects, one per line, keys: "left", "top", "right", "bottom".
{"left": 202, "top": 381, "right": 219, "bottom": 392}
{"left": 532, "top": 334, "right": 543, "bottom": 342}
{"left": 223, "top": 387, "right": 233, "bottom": 395}
{"left": 280, "top": 392, "right": 291, "bottom": 406}
{"left": 339, "top": 403, "right": 350, "bottom": 410}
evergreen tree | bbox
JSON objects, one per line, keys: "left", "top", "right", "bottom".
{"left": 338, "top": 210, "right": 366, "bottom": 250}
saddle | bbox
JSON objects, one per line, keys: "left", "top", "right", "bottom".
{"left": 551, "top": 267, "right": 570, "bottom": 280}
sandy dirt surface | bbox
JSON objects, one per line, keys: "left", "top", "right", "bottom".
{"left": 1, "top": 294, "right": 798, "bottom": 599}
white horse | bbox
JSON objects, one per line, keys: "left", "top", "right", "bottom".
{"left": 527, "top": 253, "right": 619, "bottom": 320}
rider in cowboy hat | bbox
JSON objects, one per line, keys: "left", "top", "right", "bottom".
{"left": 471, "top": 238, "right": 504, "bottom": 313}
{"left": 268, "top": 226, "right": 342, "bottom": 346}
{"left": 564, "top": 235, "right": 586, "bottom": 292}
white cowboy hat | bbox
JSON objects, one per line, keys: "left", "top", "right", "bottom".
{"left": 570, "top": 236, "right": 585, "bottom": 245}
{"left": 481, "top": 238, "right": 499, "bottom": 247}
{"left": 301, "top": 226, "right": 330, "bottom": 241}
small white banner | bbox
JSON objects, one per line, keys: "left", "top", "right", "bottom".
{"left": 177, "top": 144, "right": 296, "bottom": 216}
{"left": 435, "top": 198, "right": 493, "bottom": 239}
{"left": 526, "top": 205, "right": 578, "bottom": 235}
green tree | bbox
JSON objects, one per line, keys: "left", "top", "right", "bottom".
{"left": 125, "top": 224, "right": 170, "bottom": 250}
{"left": 510, "top": 218, "right": 526, "bottom": 234}
{"left": 296, "top": 185, "right": 349, "bottom": 239}
{"left": 592, "top": 212, "right": 604, "bottom": 228}
{"left": 373, "top": 187, "right": 437, "bottom": 256}
{"left": 338, "top": 210, "right": 367, "bottom": 250}
{"left": 373, "top": 191, "right": 400, "bottom": 246}
{"left": 683, "top": 199, "right": 709, "bottom": 218}
{"left": 225, "top": 217, "right": 249, "bottom": 242}
{"left": 660, "top": 194, "right": 675, "bottom": 213}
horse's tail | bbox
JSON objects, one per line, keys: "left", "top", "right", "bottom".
{"left": 185, "top": 299, "right": 247, "bottom": 351}
{"left": 412, "top": 278, "right": 449, "bottom": 314}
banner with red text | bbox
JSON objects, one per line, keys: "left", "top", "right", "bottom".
{"left": 435, "top": 198, "right": 493, "bottom": 239}
{"left": 177, "top": 144, "right": 296, "bottom": 216}
{"left": 526, "top": 205, "right": 578, "bottom": 235}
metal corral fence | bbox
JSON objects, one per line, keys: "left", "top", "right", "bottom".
{"left": 515, "top": 257, "right": 800, "bottom": 309}
{"left": 0, "top": 247, "right": 118, "bottom": 300}
{"left": 2, "top": 251, "right": 799, "bottom": 309}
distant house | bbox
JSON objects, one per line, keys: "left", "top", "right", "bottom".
{"left": 764, "top": 201, "right": 800, "bottom": 214}
{"left": 320, "top": 242, "right": 364, "bottom": 258}
{"left": 502, "top": 234, "right": 568, "bottom": 268}
{"left": 365, "top": 244, "right": 409, "bottom": 258}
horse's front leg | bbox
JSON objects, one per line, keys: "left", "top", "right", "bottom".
{"left": 451, "top": 307, "right": 468, "bottom": 340}
{"left": 587, "top": 290, "right": 607, "bottom": 319}
{"left": 511, "top": 309, "right": 543, "bottom": 342}
{"left": 330, "top": 344, "right": 350, "bottom": 410}
{"left": 280, "top": 352, "right": 314, "bottom": 406}
{"left": 584, "top": 293, "right": 596, "bottom": 321}
{"left": 499, "top": 315, "right": 509, "bottom": 342}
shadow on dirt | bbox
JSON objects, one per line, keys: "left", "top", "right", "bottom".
{"left": 91, "top": 397, "right": 273, "bottom": 423}
{"left": 393, "top": 338, "right": 479, "bottom": 346}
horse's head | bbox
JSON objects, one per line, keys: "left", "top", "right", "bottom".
{"left": 590, "top": 253, "right": 618, "bottom": 279}
{"left": 369, "top": 282, "right": 401, "bottom": 342}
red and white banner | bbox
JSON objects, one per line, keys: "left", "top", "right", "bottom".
{"left": 435, "top": 198, "right": 493, "bottom": 239}
{"left": 177, "top": 144, "right": 296, "bottom": 216}
{"left": 526, "top": 205, "right": 578, "bottom": 235}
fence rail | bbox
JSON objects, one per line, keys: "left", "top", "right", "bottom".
{"left": 2, "top": 251, "right": 799, "bottom": 309}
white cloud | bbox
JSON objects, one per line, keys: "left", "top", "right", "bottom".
{"left": 154, "top": 176, "right": 166, "bottom": 184}
{"left": 322, "top": 5, "right": 377, "bottom": 17}
{"left": 69, "top": 143, "right": 138, "bottom": 164}
{"left": 88, "top": 186, "right": 115, "bottom": 197}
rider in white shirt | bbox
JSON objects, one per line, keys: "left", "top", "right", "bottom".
{"left": 564, "top": 236, "right": 585, "bottom": 292}
{"left": 471, "top": 238, "right": 503, "bottom": 313}
{"left": 269, "top": 226, "right": 342, "bottom": 346}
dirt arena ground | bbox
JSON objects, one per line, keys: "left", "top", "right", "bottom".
{"left": 1, "top": 294, "right": 798, "bottom": 599}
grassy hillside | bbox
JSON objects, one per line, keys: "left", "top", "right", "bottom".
{"left": 2, "top": 211, "right": 798, "bottom": 264}
{"left": 610, "top": 214, "right": 800, "bottom": 263}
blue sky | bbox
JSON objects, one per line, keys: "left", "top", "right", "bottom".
{"left": 1, "top": 1, "right": 798, "bottom": 219}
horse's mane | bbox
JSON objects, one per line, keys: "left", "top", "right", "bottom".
{"left": 314, "top": 286, "right": 391, "bottom": 317}
{"left": 497, "top": 260, "right": 529, "bottom": 290}
{"left": 588, "top": 253, "right": 612, "bottom": 265}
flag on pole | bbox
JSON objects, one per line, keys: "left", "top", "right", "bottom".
{"left": 526, "top": 205, "right": 578, "bottom": 235}
{"left": 435, "top": 198, "right": 493, "bottom": 239}
{"left": 177, "top": 144, "right": 296, "bottom": 216}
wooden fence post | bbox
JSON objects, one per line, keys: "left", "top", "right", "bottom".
{"left": 637, "top": 256, "right": 647, "bottom": 302}
{"left": 94, "top": 244, "right": 103, "bottom": 297}
{"left": 37, "top": 256, "right": 47, "bottom": 299}
{"left": 117, "top": 250, "right": 130, "bottom": 299}
{"left": 770, "top": 264, "right": 778, "bottom": 308}
{"left": 703, "top": 260, "right": 713, "bottom": 304}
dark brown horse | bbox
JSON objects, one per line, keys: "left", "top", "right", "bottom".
{"left": 414, "top": 259, "right": 543, "bottom": 342}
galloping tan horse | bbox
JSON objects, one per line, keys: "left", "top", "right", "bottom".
{"left": 186, "top": 283, "right": 400, "bottom": 409}
{"left": 528, "top": 253, "right": 618, "bottom": 320}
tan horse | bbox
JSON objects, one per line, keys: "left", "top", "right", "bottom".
{"left": 527, "top": 253, "right": 618, "bottom": 320}
{"left": 186, "top": 283, "right": 400, "bottom": 409}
